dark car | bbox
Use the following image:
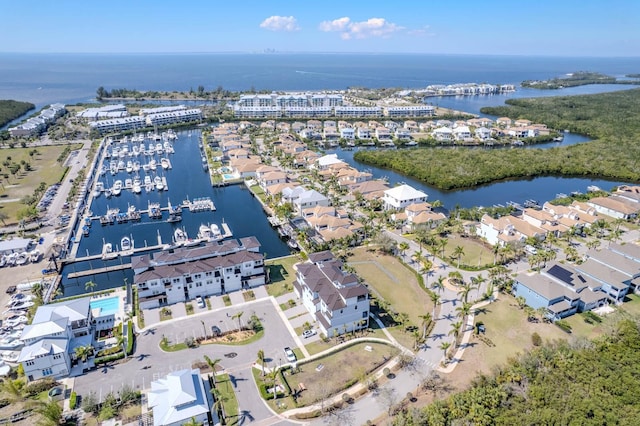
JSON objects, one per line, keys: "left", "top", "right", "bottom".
{"left": 5, "top": 285, "right": 17, "bottom": 294}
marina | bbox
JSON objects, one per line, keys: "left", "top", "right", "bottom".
{"left": 59, "top": 129, "right": 290, "bottom": 298}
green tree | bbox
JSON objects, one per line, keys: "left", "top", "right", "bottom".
{"left": 449, "top": 321, "right": 463, "bottom": 349}
{"left": 453, "top": 245, "right": 465, "bottom": 268}
{"left": 34, "top": 401, "right": 63, "bottom": 426}
{"left": 257, "top": 349, "right": 266, "bottom": 376}
{"left": 419, "top": 313, "right": 432, "bottom": 340}
{"left": 84, "top": 280, "right": 97, "bottom": 292}
{"left": 398, "top": 241, "right": 409, "bottom": 261}
{"left": 439, "top": 341, "right": 451, "bottom": 363}
{"left": 204, "top": 355, "right": 221, "bottom": 384}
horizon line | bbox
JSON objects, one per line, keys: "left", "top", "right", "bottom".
{"left": 0, "top": 51, "right": 639, "bottom": 59}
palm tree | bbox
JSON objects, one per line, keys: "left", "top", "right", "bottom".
{"left": 457, "top": 283, "right": 473, "bottom": 304}
{"left": 181, "top": 417, "right": 200, "bottom": 426}
{"left": 448, "top": 270, "right": 463, "bottom": 287}
{"left": 453, "top": 245, "right": 465, "bottom": 268}
{"left": 449, "top": 321, "right": 462, "bottom": 349}
{"left": 471, "top": 274, "right": 486, "bottom": 300}
{"left": 419, "top": 313, "right": 432, "bottom": 340}
{"left": 398, "top": 241, "right": 409, "bottom": 261}
{"left": 432, "top": 275, "right": 445, "bottom": 294}
{"left": 439, "top": 342, "right": 451, "bottom": 364}
{"left": 116, "top": 334, "right": 126, "bottom": 359}
{"left": 438, "top": 238, "right": 448, "bottom": 258}
{"left": 74, "top": 344, "right": 93, "bottom": 363}
{"left": 85, "top": 280, "right": 97, "bottom": 292}
{"left": 232, "top": 311, "right": 244, "bottom": 330}
{"left": 420, "top": 259, "right": 433, "bottom": 286}
{"left": 204, "top": 355, "right": 221, "bottom": 384}
{"left": 257, "top": 349, "right": 266, "bottom": 376}
{"left": 0, "top": 378, "right": 26, "bottom": 402}
{"left": 211, "top": 387, "right": 228, "bottom": 422}
{"left": 455, "top": 302, "right": 471, "bottom": 320}
{"left": 429, "top": 292, "right": 440, "bottom": 318}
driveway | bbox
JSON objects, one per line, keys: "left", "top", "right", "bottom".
{"left": 73, "top": 298, "right": 300, "bottom": 425}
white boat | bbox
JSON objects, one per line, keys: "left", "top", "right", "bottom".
{"left": 125, "top": 178, "right": 133, "bottom": 189}
{"left": 154, "top": 176, "right": 164, "bottom": 191}
{"left": 132, "top": 182, "right": 142, "bottom": 194}
{"left": 1, "top": 351, "right": 20, "bottom": 364}
{"left": 174, "top": 228, "right": 188, "bottom": 244}
{"left": 198, "top": 224, "right": 213, "bottom": 240}
{"left": 210, "top": 223, "right": 222, "bottom": 239}
{"left": 149, "top": 159, "right": 157, "bottom": 170}
{"left": 155, "top": 143, "right": 164, "bottom": 154}
{"left": 161, "top": 158, "right": 170, "bottom": 169}
{"left": 0, "top": 361, "right": 11, "bottom": 376}
{"left": 93, "top": 181, "right": 104, "bottom": 197}
{"left": 133, "top": 160, "right": 141, "bottom": 172}
{"left": 147, "top": 143, "right": 155, "bottom": 155}
{"left": 126, "top": 161, "right": 133, "bottom": 173}
{"left": 117, "top": 160, "right": 125, "bottom": 170}
{"left": 587, "top": 185, "right": 602, "bottom": 192}
{"left": 0, "top": 256, "right": 6, "bottom": 268}
{"left": 104, "top": 188, "right": 112, "bottom": 198}
{"left": 15, "top": 252, "right": 28, "bottom": 266}
{"left": 28, "top": 249, "right": 41, "bottom": 263}
{"left": 4, "top": 315, "right": 27, "bottom": 327}
{"left": 121, "top": 236, "right": 132, "bottom": 252}
{"left": 10, "top": 301, "right": 33, "bottom": 310}
{"left": 0, "top": 337, "right": 23, "bottom": 351}
{"left": 102, "top": 242, "right": 113, "bottom": 257}
{"left": 112, "top": 180, "right": 123, "bottom": 196}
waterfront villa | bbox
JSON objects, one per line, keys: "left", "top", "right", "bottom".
{"left": 9, "top": 104, "right": 66, "bottom": 137}
{"left": 133, "top": 238, "right": 265, "bottom": 309}
{"left": 147, "top": 368, "right": 217, "bottom": 426}
{"left": 383, "top": 184, "right": 428, "bottom": 211}
{"left": 391, "top": 202, "right": 447, "bottom": 231}
{"left": 588, "top": 196, "right": 640, "bottom": 220}
{"left": 294, "top": 251, "right": 369, "bottom": 337}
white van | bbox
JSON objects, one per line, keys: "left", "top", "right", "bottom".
{"left": 525, "top": 245, "right": 538, "bottom": 255}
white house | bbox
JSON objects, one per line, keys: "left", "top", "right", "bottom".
{"left": 432, "top": 127, "right": 453, "bottom": 142}
{"left": 452, "top": 125, "right": 472, "bottom": 141}
{"left": 292, "top": 189, "right": 330, "bottom": 215}
{"left": 383, "top": 184, "right": 428, "bottom": 210}
{"left": 294, "top": 251, "right": 369, "bottom": 337}
{"left": 147, "top": 369, "right": 217, "bottom": 426}
{"left": 19, "top": 298, "right": 94, "bottom": 382}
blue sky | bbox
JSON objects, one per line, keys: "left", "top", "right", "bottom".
{"left": 1, "top": 0, "right": 638, "bottom": 56}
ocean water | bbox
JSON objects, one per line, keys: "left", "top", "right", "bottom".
{"left": 2, "top": 53, "right": 640, "bottom": 109}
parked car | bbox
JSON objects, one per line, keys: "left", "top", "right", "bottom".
{"left": 195, "top": 296, "right": 205, "bottom": 308}
{"left": 302, "top": 329, "right": 317, "bottom": 339}
{"left": 284, "top": 347, "right": 296, "bottom": 363}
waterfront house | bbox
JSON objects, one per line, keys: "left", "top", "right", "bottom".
{"left": 356, "top": 126, "right": 372, "bottom": 140}
{"left": 147, "top": 368, "right": 217, "bottom": 426}
{"left": 453, "top": 125, "right": 472, "bottom": 142}
{"left": 392, "top": 202, "right": 447, "bottom": 231}
{"left": 133, "top": 238, "right": 265, "bottom": 309}
{"left": 294, "top": 251, "right": 369, "bottom": 337}
{"left": 258, "top": 171, "right": 288, "bottom": 190}
{"left": 588, "top": 196, "right": 640, "bottom": 220}
{"left": 573, "top": 258, "right": 631, "bottom": 302}
{"left": 383, "top": 184, "right": 428, "bottom": 211}
{"left": 584, "top": 248, "right": 640, "bottom": 293}
{"left": 432, "top": 127, "right": 453, "bottom": 142}
{"left": 375, "top": 127, "right": 392, "bottom": 142}
{"left": 292, "top": 189, "right": 330, "bottom": 215}
{"left": 19, "top": 297, "right": 94, "bottom": 382}
{"left": 384, "top": 105, "right": 435, "bottom": 117}
{"left": 340, "top": 127, "right": 355, "bottom": 140}
{"left": 496, "top": 117, "right": 512, "bottom": 127}
{"left": 230, "top": 156, "right": 262, "bottom": 178}
{"left": 336, "top": 167, "right": 372, "bottom": 187}
{"left": 348, "top": 180, "right": 390, "bottom": 202}
{"left": 521, "top": 208, "right": 567, "bottom": 237}
{"left": 313, "top": 153, "right": 346, "bottom": 170}
{"left": 474, "top": 127, "right": 492, "bottom": 141}
{"left": 475, "top": 214, "right": 546, "bottom": 247}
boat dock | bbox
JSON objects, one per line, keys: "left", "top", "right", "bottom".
{"left": 66, "top": 263, "right": 132, "bottom": 279}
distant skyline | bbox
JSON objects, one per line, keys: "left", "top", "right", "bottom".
{"left": 1, "top": 1, "right": 638, "bottom": 57}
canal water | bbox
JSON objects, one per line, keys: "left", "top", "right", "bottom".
{"left": 59, "top": 130, "right": 290, "bottom": 297}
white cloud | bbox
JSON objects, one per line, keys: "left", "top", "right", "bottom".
{"left": 318, "top": 17, "right": 351, "bottom": 32}
{"left": 319, "top": 17, "right": 404, "bottom": 40}
{"left": 260, "top": 16, "right": 300, "bottom": 32}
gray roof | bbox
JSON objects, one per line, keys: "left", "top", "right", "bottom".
{"left": 587, "top": 249, "right": 640, "bottom": 278}
{"left": 32, "top": 297, "right": 91, "bottom": 325}
{"left": 0, "top": 238, "right": 31, "bottom": 253}
{"left": 575, "top": 259, "right": 631, "bottom": 290}
{"left": 18, "top": 337, "right": 68, "bottom": 362}
{"left": 516, "top": 273, "right": 578, "bottom": 302}
{"left": 607, "top": 242, "right": 640, "bottom": 263}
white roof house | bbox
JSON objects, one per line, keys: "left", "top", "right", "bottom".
{"left": 383, "top": 184, "right": 428, "bottom": 210}
{"left": 314, "top": 154, "right": 345, "bottom": 170}
{"left": 147, "top": 369, "right": 214, "bottom": 426}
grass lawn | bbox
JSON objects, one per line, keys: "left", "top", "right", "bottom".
{"left": 348, "top": 247, "right": 432, "bottom": 347}
{"left": 249, "top": 184, "right": 267, "bottom": 203}
{"left": 215, "top": 374, "right": 239, "bottom": 425}
{"left": 0, "top": 144, "right": 79, "bottom": 224}
{"left": 620, "top": 293, "right": 640, "bottom": 316}
{"left": 441, "top": 234, "right": 495, "bottom": 269}
{"left": 468, "top": 297, "right": 569, "bottom": 371}
{"left": 303, "top": 328, "right": 388, "bottom": 356}
{"left": 265, "top": 255, "right": 300, "bottom": 297}
{"left": 292, "top": 342, "right": 398, "bottom": 406}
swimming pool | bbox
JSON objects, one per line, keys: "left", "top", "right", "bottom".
{"left": 220, "top": 166, "right": 232, "bottom": 173}
{"left": 223, "top": 174, "right": 235, "bottom": 180}
{"left": 90, "top": 296, "right": 120, "bottom": 316}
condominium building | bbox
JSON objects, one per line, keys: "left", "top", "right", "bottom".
{"left": 133, "top": 238, "right": 265, "bottom": 309}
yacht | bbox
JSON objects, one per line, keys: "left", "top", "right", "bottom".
{"left": 147, "top": 143, "right": 155, "bottom": 155}
{"left": 210, "top": 223, "right": 222, "bottom": 240}
{"left": 93, "top": 181, "right": 104, "bottom": 197}
{"left": 174, "top": 228, "right": 188, "bottom": 244}
{"left": 149, "top": 159, "right": 157, "bottom": 170}
{"left": 28, "top": 249, "right": 41, "bottom": 263}
{"left": 102, "top": 241, "right": 113, "bottom": 257}
{"left": 120, "top": 236, "right": 132, "bottom": 252}
{"left": 125, "top": 178, "right": 133, "bottom": 189}
{"left": 112, "top": 180, "right": 123, "bottom": 196}
{"left": 133, "top": 160, "right": 141, "bottom": 172}
{"left": 15, "top": 252, "right": 29, "bottom": 266}
{"left": 132, "top": 177, "right": 142, "bottom": 194}
{"left": 155, "top": 143, "right": 164, "bottom": 154}
{"left": 154, "top": 176, "right": 164, "bottom": 191}
{"left": 161, "top": 158, "right": 170, "bottom": 170}
{"left": 198, "top": 224, "right": 213, "bottom": 240}
{"left": 126, "top": 161, "right": 133, "bottom": 173}
{"left": 104, "top": 188, "right": 112, "bottom": 198}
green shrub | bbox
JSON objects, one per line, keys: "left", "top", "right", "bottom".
{"left": 95, "top": 352, "right": 125, "bottom": 365}
{"left": 555, "top": 319, "right": 572, "bottom": 333}
{"left": 69, "top": 391, "right": 77, "bottom": 410}
{"left": 126, "top": 320, "right": 134, "bottom": 355}
{"left": 259, "top": 383, "right": 284, "bottom": 400}
{"left": 531, "top": 332, "right": 542, "bottom": 347}
{"left": 25, "top": 378, "right": 57, "bottom": 396}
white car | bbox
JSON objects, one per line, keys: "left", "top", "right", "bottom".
{"left": 302, "top": 329, "right": 317, "bottom": 339}
{"left": 284, "top": 347, "right": 296, "bottom": 363}
{"left": 195, "top": 296, "right": 205, "bottom": 308}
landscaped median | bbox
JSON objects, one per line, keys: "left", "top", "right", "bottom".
{"left": 251, "top": 338, "right": 402, "bottom": 419}
{"left": 158, "top": 313, "right": 264, "bottom": 352}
